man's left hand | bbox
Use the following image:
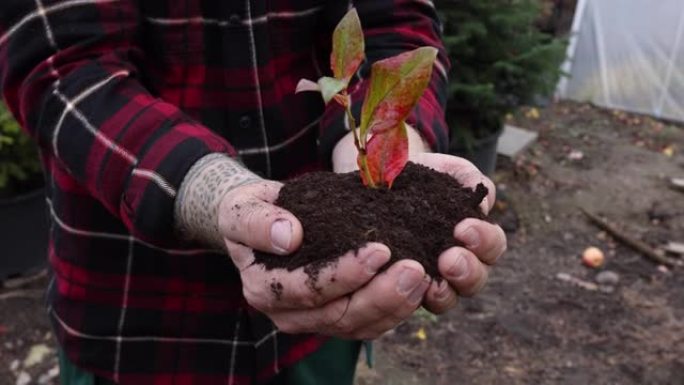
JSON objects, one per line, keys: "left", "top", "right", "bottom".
{"left": 409, "top": 152, "right": 506, "bottom": 314}
{"left": 332, "top": 130, "right": 507, "bottom": 316}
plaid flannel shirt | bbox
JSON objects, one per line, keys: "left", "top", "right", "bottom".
{"left": 0, "top": 1, "right": 449, "bottom": 384}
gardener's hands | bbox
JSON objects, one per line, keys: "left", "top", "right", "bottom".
{"left": 218, "top": 181, "right": 432, "bottom": 339}
{"left": 176, "top": 154, "right": 429, "bottom": 339}
{"left": 409, "top": 152, "right": 506, "bottom": 314}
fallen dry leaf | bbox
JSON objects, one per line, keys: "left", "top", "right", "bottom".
{"left": 414, "top": 327, "right": 427, "bottom": 341}
{"left": 23, "top": 344, "right": 52, "bottom": 368}
{"left": 525, "top": 107, "right": 540, "bottom": 120}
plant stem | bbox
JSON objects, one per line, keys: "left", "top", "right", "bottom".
{"left": 343, "top": 91, "right": 376, "bottom": 187}
{"left": 357, "top": 148, "right": 376, "bottom": 188}
{"left": 343, "top": 92, "right": 361, "bottom": 151}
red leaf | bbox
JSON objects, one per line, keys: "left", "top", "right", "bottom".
{"left": 333, "top": 93, "right": 350, "bottom": 108}
{"left": 356, "top": 47, "right": 437, "bottom": 188}
{"left": 361, "top": 123, "right": 409, "bottom": 188}
{"left": 359, "top": 47, "right": 438, "bottom": 142}
{"left": 331, "top": 9, "right": 365, "bottom": 82}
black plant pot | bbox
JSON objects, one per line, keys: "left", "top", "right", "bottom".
{"left": 0, "top": 189, "right": 48, "bottom": 280}
{"left": 449, "top": 128, "right": 503, "bottom": 176}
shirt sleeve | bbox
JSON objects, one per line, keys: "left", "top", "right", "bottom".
{"left": 0, "top": 0, "right": 236, "bottom": 246}
{"left": 318, "top": 0, "right": 451, "bottom": 165}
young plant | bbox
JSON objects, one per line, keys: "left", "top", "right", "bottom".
{"left": 297, "top": 9, "right": 437, "bottom": 188}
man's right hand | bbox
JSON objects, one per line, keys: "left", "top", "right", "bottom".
{"left": 217, "top": 180, "right": 431, "bottom": 340}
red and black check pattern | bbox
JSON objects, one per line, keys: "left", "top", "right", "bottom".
{"left": 0, "top": 1, "right": 449, "bottom": 384}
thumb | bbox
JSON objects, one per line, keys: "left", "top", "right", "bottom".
{"left": 218, "top": 181, "right": 303, "bottom": 255}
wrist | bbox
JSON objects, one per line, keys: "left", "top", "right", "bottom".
{"left": 405, "top": 124, "right": 431, "bottom": 154}
{"left": 174, "top": 153, "right": 262, "bottom": 249}
{"left": 332, "top": 130, "right": 359, "bottom": 173}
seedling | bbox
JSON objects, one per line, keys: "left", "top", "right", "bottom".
{"left": 296, "top": 9, "right": 437, "bottom": 188}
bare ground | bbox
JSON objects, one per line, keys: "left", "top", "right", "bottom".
{"left": 358, "top": 102, "right": 684, "bottom": 385}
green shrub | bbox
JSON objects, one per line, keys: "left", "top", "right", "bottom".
{"left": 439, "top": 0, "right": 567, "bottom": 148}
{"left": 0, "top": 102, "right": 42, "bottom": 195}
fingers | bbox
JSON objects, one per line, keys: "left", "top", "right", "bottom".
{"left": 411, "top": 153, "right": 496, "bottom": 214}
{"left": 218, "top": 181, "right": 303, "bottom": 255}
{"left": 438, "top": 247, "right": 489, "bottom": 297}
{"left": 319, "top": 243, "right": 392, "bottom": 295}
{"left": 270, "top": 260, "right": 431, "bottom": 340}
{"left": 422, "top": 279, "right": 458, "bottom": 315}
{"left": 424, "top": 221, "right": 505, "bottom": 314}
{"left": 423, "top": 244, "right": 492, "bottom": 314}
{"left": 454, "top": 218, "right": 507, "bottom": 265}
{"left": 237, "top": 243, "right": 391, "bottom": 312}
{"left": 335, "top": 260, "right": 429, "bottom": 338}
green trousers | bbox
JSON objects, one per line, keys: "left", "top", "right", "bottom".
{"left": 59, "top": 338, "right": 361, "bottom": 385}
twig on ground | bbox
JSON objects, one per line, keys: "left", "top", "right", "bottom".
{"left": 0, "top": 289, "right": 43, "bottom": 300}
{"left": 670, "top": 177, "right": 684, "bottom": 193}
{"left": 556, "top": 272, "right": 599, "bottom": 291}
{"left": 580, "top": 207, "right": 679, "bottom": 268}
{"left": 1, "top": 269, "right": 48, "bottom": 290}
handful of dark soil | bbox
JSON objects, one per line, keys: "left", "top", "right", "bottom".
{"left": 254, "top": 162, "right": 488, "bottom": 281}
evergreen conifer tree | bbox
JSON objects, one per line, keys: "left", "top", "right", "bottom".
{"left": 439, "top": 0, "right": 567, "bottom": 147}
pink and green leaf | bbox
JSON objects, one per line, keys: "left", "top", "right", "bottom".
{"left": 360, "top": 123, "right": 409, "bottom": 188}
{"left": 318, "top": 77, "right": 349, "bottom": 105}
{"left": 295, "top": 79, "right": 320, "bottom": 94}
{"left": 356, "top": 46, "right": 438, "bottom": 188}
{"left": 358, "top": 47, "right": 438, "bottom": 143}
{"left": 331, "top": 9, "right": 365, "bottom": 82}
{"left": 295, "top": 77, "right": 350, "bottom": 106}
{"left": 296, "top": 9, "right": 365, "bottom": 106}
{"left": 298, "top": 10, "right": 438, "bottom": 189}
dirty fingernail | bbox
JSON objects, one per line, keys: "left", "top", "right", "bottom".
{"left": 408, "top": 276, "right": 431, "bottom": 304}
{"left": 459, "top": 227, "right": 480, "bottom": 249}
{"left": 363, "top": 250, "right": 390, "bottom": 275}
{"left": 397, "top": 267, "right": 423, "bottom": 295}
{"left": 447, "top": 253, "right": 470, "bottom": 280}
{"left": 271, "top": 219, "right": 292, "bottom": 253}
{"left": 436, "top": 280, "right": 451, "bottom": 301}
